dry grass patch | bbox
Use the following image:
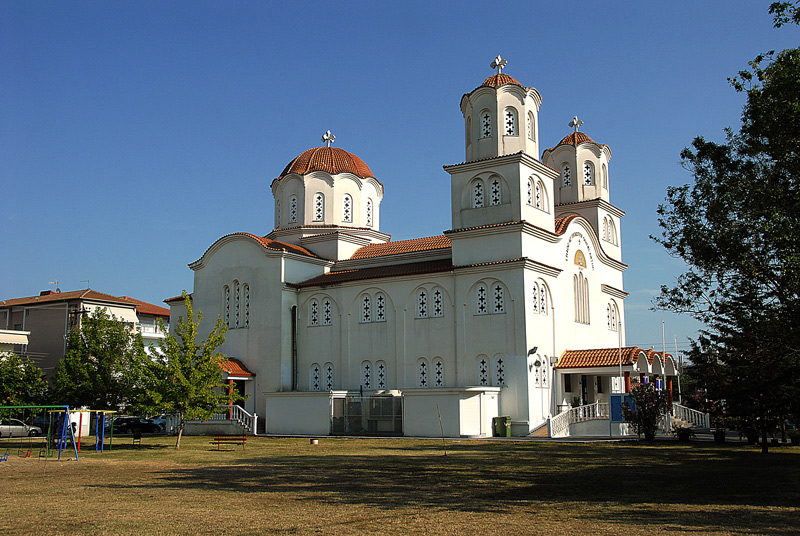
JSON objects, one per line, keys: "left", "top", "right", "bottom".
{"left": 0, "top": 436, "right": 798, "bottom": 535}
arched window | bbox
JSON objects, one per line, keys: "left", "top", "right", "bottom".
{"left": 376, "top": 360, "right": 387, "bottom": 389}
{"left": 536, "top": 180, "right": 548, "bottom": 212}
{"left": 607, "top": 301, "right": 618, "bottom": 331}
{"left": 539, "top": 281, "right": 548, "bottom": 315}
{"left": 583, "top": 162, "right": 594, "bottom": 186}
{"left": 322, "top": 298, "right": 332, "bottom": 325}
{"left": 361, "top": 295, "right": 372, "bottom": 323}
{"left": 480, "top": 111, "right": 492, "bottom": 138}
{"left": 602, "top": 164, "right": 608, "bottom": 190}
{"left": 417, "top": 289, "right": 428, "bottom": 318}
{"left": 473, "top": 180, "right": 484, "bottom": 208}
{"left": 289, "top": 195, "right": 298, "bottom": 223}
{"left": 361, "top": 361, "right": 372, "bottom": 389}
{"left": 375, "top": 293, "right": 386, "bottom": 322}
{"left": 310, "top": 363, "right": 321, "bottom": 391}
{"left": 309, "top": 299, "right": 319, "bottom": 326}
{"left": 366, "top": 198, "right": 373, "bottom": 227}
{"left": 493, "top": 284, "right": 505, "bottom": 313}
{"left": 233, "top": 280, "right": 240, "bottom": 328}
{"left": 527, "top": 112, "right": 535, "bottom": 141}
{"left": 313, "top": 192, "right": 324, "bottom": 221}
{"left": 574, "top": 273, "right": 590, "bottom": 324}
{"left": 527, "top": 178, "right": 534, "bottom": 206}
{"left": 275, "top": 200, "right": 281, "bottom": 227}
{"left": 489, "top": 178, "right": 501, "bottom": 206}
{"left": 535, "top": 182, "right": 543, "bottom": 209}
{"left": 533, "top": 281, "right": 548, "bottom": 315}
{"left": 432, "top": 288, "right": 444, "bottom": 317}
{"left": 608, "top": 218, "right": 619, "bottom": 246}
{"left": 492, "top": 355, "right": 506, "bottom": 386}
{"left": 342, "top": 194, "right": 352, "bottom": 223}
{"left": 323, "top": 362, "right": 334, "bottom": 391}
{"left": 466, "top": 116, "right": 472, "bottom": 145}
{"left": 478, "top": 355, "right": 490, "bottom": 386}
{"left": 562, "top": 165, "right": 571, "bottom": 187}
{"left": 417, "top": 358, "right": 429, "bottom": 387}
{"left": 476, "top": 284, "right": 488, "bottom": 315}
{"left": 223, "top": 285, "right": 230, "bottom": 327}
{"left": 603, "top": 218, "right": 608, "bottom": 242}
{"left": 504, "top": 108, "right": 518, "bottom": 136}
{"left": 243, "top": 284, "right": 250, "bottom": 328}
{"left": 433, "top": 357, "right": 444, "bottom": 387}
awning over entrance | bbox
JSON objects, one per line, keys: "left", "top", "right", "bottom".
{"left": 555, "top": 346, "right": 678, "bottom": 376}
{"left": 219, "top": 357, "right": 255, "bottom": 380}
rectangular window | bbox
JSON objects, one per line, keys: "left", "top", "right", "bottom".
{"left": 564, "top": 374, "right": 572, "bottom": 392}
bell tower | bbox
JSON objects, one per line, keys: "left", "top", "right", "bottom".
{"left": 461, "top": 56, "right": 542, "bottom": 163}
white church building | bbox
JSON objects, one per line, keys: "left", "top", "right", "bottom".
{"left": 169, "top": 58, "right": 684, "bottom": 438}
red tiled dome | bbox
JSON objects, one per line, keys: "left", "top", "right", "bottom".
{"left": 278, "top": 147, "right": 374, "bottom": 180}
{"left": 556, "top": 131, "right": 595, "bottom": 146}
{"left": 481, "top": 73, "right": 522, "bottom": 88}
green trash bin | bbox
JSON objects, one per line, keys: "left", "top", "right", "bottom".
{"left": 492, "top": 416, "right": 512, "bottom": 437}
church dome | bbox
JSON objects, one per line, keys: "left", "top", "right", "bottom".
{"left": 480, "top": 73, "right": 522, "bottom": 88}
{"left": 278, "top": 146, "right": 374, "bottom": 180}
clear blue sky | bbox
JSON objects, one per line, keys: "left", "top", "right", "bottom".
{"left": 3, "top": 1, "right": 798, "bottom": 356}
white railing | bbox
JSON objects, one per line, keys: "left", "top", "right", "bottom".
{"left": 208, "top": 405, "right": 257, "bottom": 434}
{"left": 549, "top": 402, "right": 610, "bottom": 437}
{"left": 671, "top": 404, "right": 711, "bottom": 429}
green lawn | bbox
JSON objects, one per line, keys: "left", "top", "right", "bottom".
{"left": 1, "top": 436, "right": 798, "bottom": 535}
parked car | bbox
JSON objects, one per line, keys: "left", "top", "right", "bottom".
{"left": 0, "top": 418, "right": 43, "bottom": 437}
{"left": 112, "top": 417, "right": 162, "bottom": 434}
{"left": 149, "top": 415, "right": 170, "bottom": 431}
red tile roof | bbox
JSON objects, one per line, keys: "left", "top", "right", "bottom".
{"left": 554, "top": 214, "right": 581, "bottom": 235}
{"left": 164, "top": 294, "right": 191, "bottom": 304}
{"left": 545, "top": 131, "right": 607, "bottom": 153}
{"left": 555, "top": 347, "right": 673, "bottom": 369}
{"left": 293, "top": 259, "right": 454, "bottom": 288}
{"left": 350, "top": 236, "right": 451, "bottom": 259}
{"left": 481, "top": 73, "right": 522, "bottom": 88}
{"left": 220, "top": 358, "right": 254, "bottom": 377}
{"left": 118, "top": 296, "right": 170, "bottom": 317}
{"left": 1, "top": 289, "right": 135, "bottom": 308}
{"left": 277, "top": 146, "right": 374, "bottom": 180}
{"left": 195, "top": 233, "right": 320, "bottom": 262}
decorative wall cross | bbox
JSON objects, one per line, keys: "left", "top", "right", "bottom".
{"left": 490, "top": 55, "right": 507, "bottom": 75}
{"left": 321, "top": 130, "right": 335, "bottom": 147}
{"left": 569, "top": 116, "right": 584, "bottom": 133}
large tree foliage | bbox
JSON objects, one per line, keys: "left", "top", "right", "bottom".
{"left": 142, "top": 293, "right": 240, "bottom": 448}
{"left": 54, "top": 307, "right": 148, "bottom": 411}
{"left": 0, "top": 353, "right": 48, "bottom": 406}
{"left": 654, "top": 42, "right": 800, "bottom": 452}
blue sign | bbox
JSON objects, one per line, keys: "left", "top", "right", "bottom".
{"left": 610, "top": 393, "right": 634, "bottom": 422}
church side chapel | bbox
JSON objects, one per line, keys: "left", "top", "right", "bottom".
{"left": 170, "top": 56, "right": 683, "bottom": 438}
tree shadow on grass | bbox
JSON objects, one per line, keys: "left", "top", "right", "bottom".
{"left": 90, "top": 441, "right": 800, "bottom": 533}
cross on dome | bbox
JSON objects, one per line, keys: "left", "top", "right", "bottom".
{"left": 490, "top": 55, "right": 507, "bottom": 75}
{"left": 321, "top": 130, "right": 335, "bottom": 147}
{"left": 569, "top": 116, "right": 584, "bottom": 133}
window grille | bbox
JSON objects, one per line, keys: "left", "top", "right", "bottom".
{"left": 490, "top": 179, "right": 501, "bottom": 206}
{"left": 477, "top": 285, "right": 488, "bottom": 314}
{"left": 322, "top": 298, "right": 332, "bottom": 325}
{"left": 481, "top": 112, "right": 491, "bottom": 138}
{"left": 375, "top": 293, "right": 386, "bottom": 322}
{"left": 376, "top": 361, "right": 386, "bottom": 389}
{"left": 289, "top": 195, "right": 298, "bottom": 223}
{"left": 417, "top": 290, "right": 428, "bottom": 318}
{"left": 362, "top": 295, "right": 371, "bottom": 323}
{"left": 314, "top": 193, "right": 324, "bottom": 221}
{"left": 433, "top": 358, "right": 444, "bottom": 387}
{"left": 478, "top": 356, "right": 489, "bottom": 386}
{"left": 324, "top": 363, "right": 334, "bottom": 391}
{"left": 310, "top": 299, "right": 319, "bottom": 326}
{"left": 418, "top": 359, "right": 428, "bottom": 387}
{"left": 493, "top": 284, "right": 505, "bottom": 313}
{"left": 342, "top": 194, "right": 352, "bottom": 223}
{"left": 311, "top": 364, "right": 321, "bottom": 391}
{"left": 473, "top": 181, "right": 484, "bottom": 208}
{"left": 432, "top": 289, "right": 443, "bottom": 317}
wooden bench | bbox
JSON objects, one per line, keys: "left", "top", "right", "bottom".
{"left": 210, "top": 435, "right": 247, "bottom": 451}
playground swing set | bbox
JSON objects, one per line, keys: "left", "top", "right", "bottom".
{"left": 0, "top": 405, "right": 117, "bottom": 462}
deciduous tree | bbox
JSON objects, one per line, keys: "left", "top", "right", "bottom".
{"left": 142, "top": 293, "right": 240, "bottom": 449}
{"left": 0, "top": 353, "right": 47, "bottom": 406}
{"left": 54, "top": 308, "right": 148, "bottom": 411}
{"left": 654, "top": 32, "right": 800, "bottom": 452}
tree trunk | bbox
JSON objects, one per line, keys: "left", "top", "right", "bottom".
{"left": 175, "top": 417, "right": 184, "bottom": 449}
{"left": 760, "top": 414, "right": 769, "bottom": 454}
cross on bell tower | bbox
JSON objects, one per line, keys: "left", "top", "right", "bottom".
{"left": 569, "top": 116, "right": 584, "bottom": 133}
{"left": 490, "top": 55, "right": 507, "bottom": 75}
{"left": 321, "top": 130, "right": 335, "bottom": 147}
